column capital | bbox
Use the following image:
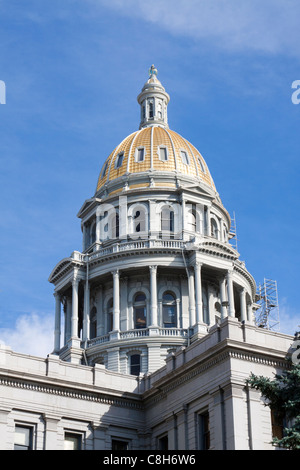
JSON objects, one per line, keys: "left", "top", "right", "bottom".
{"left": 112, "top": 269, "right": 119, "bottom": 277}
{"left": 53, "top": 291, "right": 61, "bottom": 300}
{"left": 194, "top": 261, "right": 203, "bottom": 269}
{"left": 149, "top": 265, "right": 157, "bottom": 273}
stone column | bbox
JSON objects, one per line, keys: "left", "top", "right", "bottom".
{"left": 96, "top": 285, "right": 104, "bottom": 336}
{"left": 112, "top": 270, "right": 120, "bottom": 331}
{"left": 176, "top": 299, "right": 181, "bottom": 328}
{"left": 188, "top": 268, "right": 196, "bottom": 326}
{"left": 219, "top": 276, "right": 228, "bottom": 320}
{"left": 96, "top": 212, "right": 101, "bottom": 242}
{"left": 194, "top": 262, "right": 203, "bottom": 323}
{"left": 149, "top": 265, "right": 158, "bottom": 326}
{"left": 247, "top": 302, "right": 253, "bottom": 323}
{"left": 181, "top": 198, "right": 186, "bottom": 237}
{"left": 53, "top": 292, "right": 61, "bottom": 354}
{"left": 71, "top": 278, "right": 79, "bottom": 337}
{"left": 226, "top": 270, "right": 235, "bottom": 317}
{"left": 82, "top": 280, "right": 90, "bottom": 341}
{"left": 239, "top": 287, "right": 247, "bottom": 322}
{"left": 65, "top": 296, "right": 72, "bottom": 343}
{"left": 205, "top": 206, "right": 211, "bottom": 236}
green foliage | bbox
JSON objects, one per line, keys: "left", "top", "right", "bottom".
{"left": 247, "top": 333, "right": 300, "bottom": 450}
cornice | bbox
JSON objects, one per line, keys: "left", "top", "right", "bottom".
{"left": 142, "top": 340, "right": 289, "bottom": 406}
{"left": 0, "top": 375, "right": 144, "bottom": 411}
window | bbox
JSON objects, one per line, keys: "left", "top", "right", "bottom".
{"left": 133, "top": 293, "right": 146, "bottom": 329}
{"left": 149, "top": 101, "right": 154, "bottom": 119}
{"left": 130, "top": 354, "right": 141, "bottom": 376}
{"left": 271, "top": 410, "right": 285, "bottom": 440}
{"left": 210, "top": 218, "right": 218, "bottom": 239}
{"left": 112, "top": 213, "right": 119, "bottom": 238}
{"left": 90, "top": 223, "right": 96, "bottom": 245}
{"left": 162, "top": 292, "right": 176, "bottom": 328}
{"left": 101, "top": 162, "right": 108, "bottom": 178}
{"left": 133, "top": 209, "right": 146, "bottom": 233}
{"left": 64, "top": 432, "right": 82, "bottom": 450}
{"left": 158, "top": 435, "right": 168, "bottom": 450}
{"left": 180, "top": 150, "right": 189, "bottom": 165}
{"left": 198, "top": 157, "right": 206, "bottom": 173}
{"left": 14, "top": 425, "right": 33, "bottom": 450}
{"left": 112, "top": 439, "right": 129, "bottom": 450}
{"left": 161, "top": 207, "right": 174, "bottom": 233}
{"left": 198, "top": 412, "right": 210, "bottom": 450}
{"left": 115, "top": 152, "right": 124, "bottom": 168}
{"left": 159, "top": 146, "right": 168, "bottom": 161}
{"left": 136, "top": 147, "right": 145, "bottom": 162}
{"left": 188, "top": 209, "right": 197, "bottom": 232}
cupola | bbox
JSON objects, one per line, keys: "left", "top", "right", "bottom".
{"left": 137, "top": 65, "right": 170, "bottom": 129}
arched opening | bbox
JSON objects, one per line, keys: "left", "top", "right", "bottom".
{"left": 133, "top": 209, "right": 146, "bottom": 233}
{"left": 210, "top": 218, "right": 218, "bottom": 239}
{"left": 133, "top": 293, "right": 147, "bottom": 329}
{"left": 162, "top": 292, "right": 177, "bottom": 328}
{"left": 187, "top": 209, "right": 197, "bottom": 233}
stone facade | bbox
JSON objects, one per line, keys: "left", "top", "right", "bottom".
{"left": 0, "top": 67, "right": 294, "bottom": 451}
{"left": 0, "top": 317, "right": 293, "bottom": 450}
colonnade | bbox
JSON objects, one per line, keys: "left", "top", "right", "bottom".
{"left": 53, "top": 264, "right": 253, "bottom": 354}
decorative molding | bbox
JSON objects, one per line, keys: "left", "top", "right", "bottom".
{"left": 0, "top": 376, "right": 144, "bottom": 411}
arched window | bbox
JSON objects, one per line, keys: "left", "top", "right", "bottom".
{"left": 130, "top": 354, "right": 141, "bottom": 376}
{"left": 188, "top": 209, "right": 197, "bottom": 232}
{"left": 133, "top": 209, "right": 146, "bottom": 233}
{"left": 90, "top": 306, "right": 97, "bottom": 339}
{"left": 133, "top": 293, "right": 147, "bottom": 329}
{"left": 162, "top": 292, "right": 176, "bottom": 328}
{"left": 149, "top": 101, "right": 154, "bottom": 119}
{"left": 161, "top": 207, "right": 174, "bottom": 233}
{"left": 210, "top": 219, "right": 218, "bottom": 239}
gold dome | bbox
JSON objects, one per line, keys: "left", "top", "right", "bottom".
{"left": 95, "top": 66, "right": 216, "bottom": 196}
{"left": 96, "top": 125, "right": 215, "bottom": 194}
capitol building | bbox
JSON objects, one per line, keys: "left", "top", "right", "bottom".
{"left": 0, "top": 66, "right": 294, "bottom": 451}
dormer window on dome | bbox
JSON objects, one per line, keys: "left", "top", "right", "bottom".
{"left": 135, "top": 147, "right": 145, "bottom": 163}
{"left": 180, "top": 150, "right": 190, "bottom": 165}
{"left": 158, "top": 146, "right": 168, "bottom": 162}
{"left": 115, "top": 152, "right": 124, "bottom": 168}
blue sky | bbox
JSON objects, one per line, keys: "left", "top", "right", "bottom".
{"left": 0, "top": 0, "right": 299, "bottom": 356}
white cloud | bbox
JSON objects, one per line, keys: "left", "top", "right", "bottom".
{"left": 0, "top": 312, "right": 54, "bottom": 357}
{"left": 94, "top": 0, "right": 300, "bottom": 56}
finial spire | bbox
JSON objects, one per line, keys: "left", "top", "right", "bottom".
{"left": 137, "top": 65, "right": 170, "bottom": 129}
